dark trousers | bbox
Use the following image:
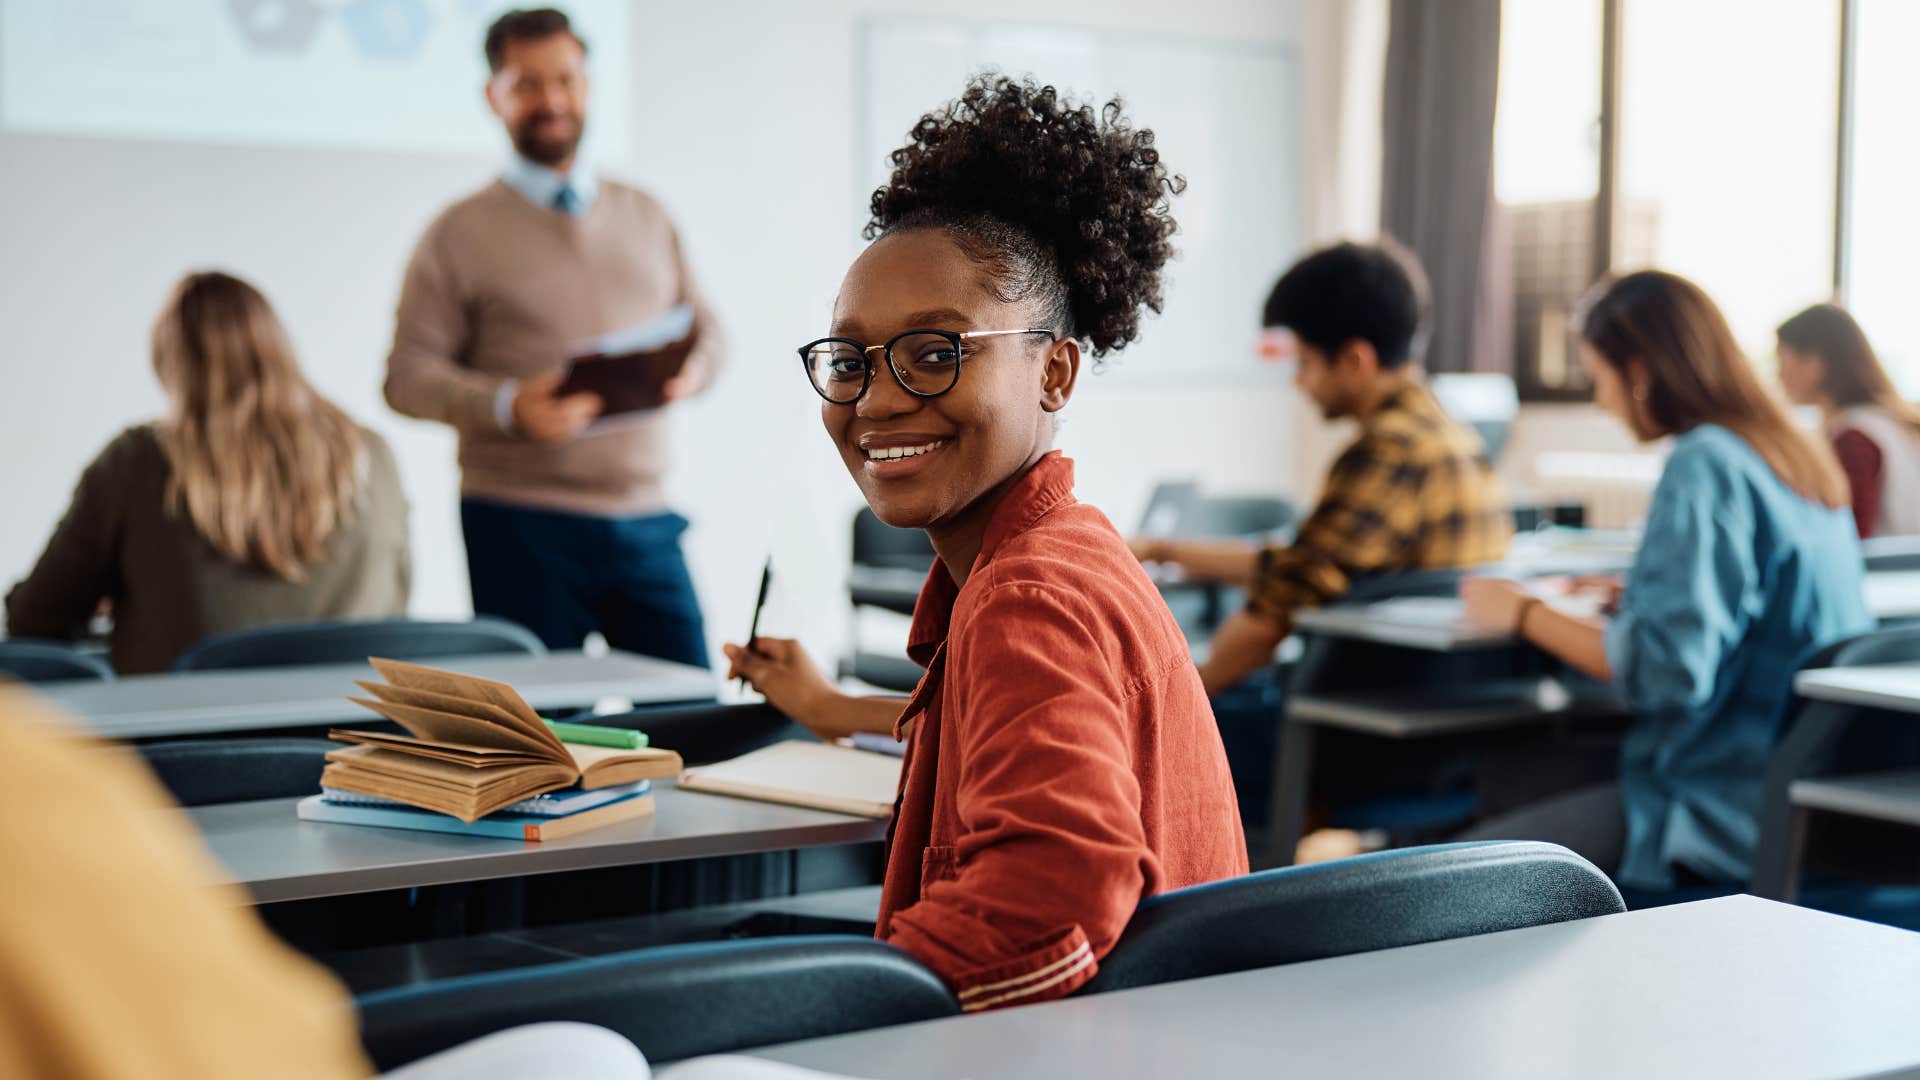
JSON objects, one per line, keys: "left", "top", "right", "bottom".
{"left": 461, "top": 499, "right": 709, "bottom": 669}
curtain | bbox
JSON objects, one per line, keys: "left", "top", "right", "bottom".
{"left": 1380, "top": 0, "right": 1506, "bottom": 374}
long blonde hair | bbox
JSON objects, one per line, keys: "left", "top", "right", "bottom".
{"left": 150, "top": 272, "right": 365, "bottom": 580}
{"left": 1580, "top": 270, "right": 1849, "bottom": 510}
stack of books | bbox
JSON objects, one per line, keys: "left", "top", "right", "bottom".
{"left": 294, "top": 657, "right": 682, "bottom": 841}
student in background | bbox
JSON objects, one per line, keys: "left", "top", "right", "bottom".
{"left": 1460, "top": 271, "right": 1871, "bottom": 890}
{"left": 1130, "top": 242, "right": 1513, "bottom": 695}
{"left": 0, "top": 688, "right": 646, "bottom": 1078}
{"left": 1776, "top": 302, "right": 1920, "bottom": 538}
{"left": 725, "top": 75, "right": 1245, "bottom": 1008}
{"left": 6, "top": 272, "right": 410, "bottom": 674}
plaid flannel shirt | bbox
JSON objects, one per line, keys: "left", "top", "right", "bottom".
{"left": 1248, "top": 384, "right": 1513, "bottom": 631}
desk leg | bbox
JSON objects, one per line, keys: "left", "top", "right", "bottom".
{"left": 1265, "top": 716, "right": 1316, "bottom": 868}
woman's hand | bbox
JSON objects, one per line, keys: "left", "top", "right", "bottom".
{"left": 1127, "top": 536, "right": 1167, "bottom": 564}
{"left": 1459, "top": 578, "right": 1537, "bottom": 633}
{"left": 722, "top": 637, "right": 850, "bottom": 739}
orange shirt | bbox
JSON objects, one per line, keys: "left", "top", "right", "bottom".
{"left": 876, "top": 452, "right": 1247, "bottom": 1010}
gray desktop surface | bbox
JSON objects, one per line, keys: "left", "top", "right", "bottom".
{"left": 38, "top": 650, "right": 716, "bottom": 740}
{"left": 188, "top": 786, "right": 888, "bottom": 904}
{"left": 1796, "top": 663, "right": 1920, "bottom": 714}
{"left": 753, "top": 895, "right": 1920, "bottom": 1080}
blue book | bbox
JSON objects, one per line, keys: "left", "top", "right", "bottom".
{"left": 320, "top": 780, "right": 650, "bottom": 818}
{"left": 296, "top": 788, "right": 654, "bottom": 842}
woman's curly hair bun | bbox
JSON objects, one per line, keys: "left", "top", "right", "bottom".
{"left": 867, "top": 74, "right": 1185, "bottom": 357}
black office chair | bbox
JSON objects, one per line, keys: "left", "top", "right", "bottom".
{"left": 0, "top": 638, "right": 114, "bottom": 683}
{"left": 170, "top": 617, "right": 545, "bottom": 672}
{"left": 1081, "top": 841, "right": 1621, "bottom": 995}
{"left": 1750, "top": 625, "right": 1920, "bottom": 902}
{"left": 355, "top": 936, "right": 958, "bottom": 1071}
{"left": 586, "top": 701, "right": 811, "bottom": 766}
{"left": 139, "top": 737, "right": 335, "bottom": 807}
{"left": 838, "top": 509, "right": 936, "bottom": 693}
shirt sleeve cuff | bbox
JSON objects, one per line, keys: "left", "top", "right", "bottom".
{"left": 493, "top": 379, "right": 518, "bottom": 435}
{"left": 950, "top": 925, "right": 1097, "bottom": 1012}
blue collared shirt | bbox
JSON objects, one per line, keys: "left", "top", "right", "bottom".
{"left": 501, "top": 155, "right": 598, "bottom": 216}
{"left": 1605, "top": 424, "right": 1872, "bottom": 889}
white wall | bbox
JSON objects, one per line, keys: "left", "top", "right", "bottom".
{"left": 0, "top": 0, "right": 1364, "bottom": 671}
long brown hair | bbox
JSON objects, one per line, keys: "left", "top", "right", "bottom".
{"left": 150, "top": 272, "right": 365, "bottom": 580}
{"left": 1580, "top": 270, "right": 1849, "bottom": 510}
{"left": 1776, "top": 302, "right": 1920, "bottom": 435}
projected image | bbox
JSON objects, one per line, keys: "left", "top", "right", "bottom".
{"left": 0, "top": 0, "right": 631, "bottom": 157}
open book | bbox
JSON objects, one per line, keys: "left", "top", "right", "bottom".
{"left": 323, "top": 657, "right": 683, "bottom": 822}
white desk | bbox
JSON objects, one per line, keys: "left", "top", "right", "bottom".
{"left": 37, "top": 650, "right": 715, "bottom": 740}
{"left": 188, "top": 787, "right": 887, "bottom": 904}
{"left": 1794, "top": 663, "right": 1920, "bottom": 714}
{"left": 753, "top": 896, "right": 1920, "bottom": 1080}
{"left": 1295, "top": 570, "right": 1920, "bottom": 654}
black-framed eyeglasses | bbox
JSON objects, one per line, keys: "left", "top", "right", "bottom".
{"left": 797, "top": 328, "right": 1056, "bottom": 404}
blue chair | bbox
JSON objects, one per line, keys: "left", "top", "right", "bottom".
{"left": 170, "top": 617, "right": 544, "bottom": 672}
{"left": 1081, "top": 841, "right": 1622, "bottom": 995}
{"left": 0, "top": 638, "right": 113, "bottom": 683}
{"left": 139, "top": 737, "right": 334, "bottom": 807}
{"left": 354, "top": 936, "right": 958, "bottom": 1070}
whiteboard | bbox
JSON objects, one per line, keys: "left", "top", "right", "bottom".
{"left": 858, "top": 16, "right": 1300, "bottom": 381}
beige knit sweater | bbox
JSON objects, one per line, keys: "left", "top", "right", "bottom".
{"left": 384, "top": 178, "right": 724, "bottom": 515}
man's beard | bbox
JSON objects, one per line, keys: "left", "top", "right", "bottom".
{"left": 512, "top": 113, "right": 583, "bottom": 166}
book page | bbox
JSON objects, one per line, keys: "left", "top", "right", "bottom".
{"left": 356, "top": 679, "right": 557, "bottom": 751}
{"left": 347, "top": 696, "right": 557, "bottom": 756}
{"left": 367, "top": 658, "right": 563, "bottom": 755}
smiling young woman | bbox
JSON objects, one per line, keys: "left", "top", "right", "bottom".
{"left": 724, "top": 74, "right": 1246, "bottom": 1007}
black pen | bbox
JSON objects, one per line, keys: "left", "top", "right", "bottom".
{"left": 738, "top": 557, "right": 772, "bottom": 693}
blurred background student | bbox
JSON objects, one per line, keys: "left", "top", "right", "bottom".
{"left": 1776, "top": 302, "right": 1920, "bottom": 538}
{"left": 1460, "top": 272, "right": 1871, "bottom": 890}
{"left": 5, "top": 271, "right": 410, "bottom": 674}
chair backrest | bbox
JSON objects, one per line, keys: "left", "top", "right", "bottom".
{"left": 138, "top": 737, "right": 335, "bottom": 807}
{"left": 0, "top": 639, "right": 114, "bottom": 683}
{"left": 1751, "top": 625, "right": 1920, "bottom": 896}
{"left": 1176, "top": 494, "right": 1298, "bottom": 541}
{"left": 851, "top": 508, "right": 936, "bottom": 572}
{"left": 592, "top": 702, "right": 811, "bottom": 766}
{"left": 170, "top": 617, "right": 544, "bottom": 672}
{"left": 354, "top": 936, "right": 959, "bottom": 1071}
{"left": 1080, "top": 841, "right": 1622, "bottom": 995}
{"left": 1339, "top": 567, "right": 1472, "bottom": 604}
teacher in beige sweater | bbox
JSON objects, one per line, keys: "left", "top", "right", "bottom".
{"left": 385, "top": 7, "right": 724, "bottom": 668}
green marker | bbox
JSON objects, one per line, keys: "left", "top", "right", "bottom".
{"left": 544, "top": 719, "right": 648, "bottom": 750}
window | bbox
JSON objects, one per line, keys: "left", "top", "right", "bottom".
{"left": 1493, "top": 0, "right": 1889, "bottom": 401}
{"left": 1617, "top": 0, "right": 1840, "bottom": 359}
{"left": 1493, "top": 0, "right": 1605, "bottom": 399}
{"left": 1843, "top": 0, "right": 1920, "bottom": 393}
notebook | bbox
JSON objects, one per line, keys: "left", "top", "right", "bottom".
{"left": 676, "top": 741, "right": 903, "bottom": 819}
{"left": 319, "top": 779, "right": 650, "bottom": 818}
{"left": 323, "top": 657, "right": 682, "bottom": 822}
{"left": 556, "top": 303, "right": 697, "bottom": 419}
{"left": 297, "top": 788, "right": 655, "bottom": 842}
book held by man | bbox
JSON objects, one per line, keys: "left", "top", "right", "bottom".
{"left": 321, "top": 657, "right": 682, "bottom": 824}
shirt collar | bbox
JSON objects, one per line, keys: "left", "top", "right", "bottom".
{"left": 501, "top": 155, "right": 598, "bottom": 215}
{"left": 1362, "top": 382, "right": 1435, "bottom": 431}
{"left": 905, "top": 451, "right": 1077, "bottom": 664}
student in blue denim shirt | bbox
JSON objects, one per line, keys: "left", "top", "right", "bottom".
{"left": 1460, "top": 271, "right": 1871, "bottom": 889}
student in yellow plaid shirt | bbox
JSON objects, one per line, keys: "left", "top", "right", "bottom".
{"left": 1133, "top": 242, "right": 1513, "bottom": 695}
